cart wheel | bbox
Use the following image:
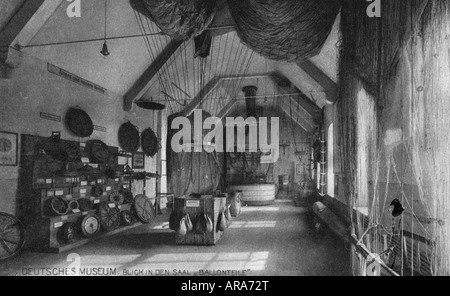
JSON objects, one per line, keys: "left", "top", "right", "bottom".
{"left": 0, "top": 213, "right": 26, "bottom": 260}
{"left": 98, "top": 202, "right": 120, "bottom": 232}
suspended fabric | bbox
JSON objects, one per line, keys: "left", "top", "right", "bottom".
{"left": 130, "top": 0, "right": 217, "bottom": 41}
{"left": 338, "top": 0, "right": 450, "bottom": 276}
{"left": 227, "top": 0, "right": 341, "bottom": 62}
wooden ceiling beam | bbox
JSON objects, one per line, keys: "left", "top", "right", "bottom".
{"left": 297, "top": 59, "right": 338, "bottom": 104}
{"left": 123, "top": 39, "right": 184, "bottom": 111}
{"left": 0, "top": 0, "right": 63, "bottom": 67}
{"left": 0, "top": 0, "right": 64, "bottom": 68}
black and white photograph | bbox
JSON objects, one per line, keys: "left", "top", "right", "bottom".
{"left": 1, "top": 0, "right": 449, "bottom": 284}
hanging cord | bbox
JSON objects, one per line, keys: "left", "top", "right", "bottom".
{"left": 103, "top": 0, "right": 108, "bottom": 41}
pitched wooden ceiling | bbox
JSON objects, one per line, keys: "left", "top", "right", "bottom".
{"left": 0, "top": 0, "right": 339, "bottom": 132}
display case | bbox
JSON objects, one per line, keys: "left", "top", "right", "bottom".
{"left": 19, "top": 134, "right": 141, "bottom": 253}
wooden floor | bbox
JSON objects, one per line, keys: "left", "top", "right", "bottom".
{"left": 0, "top": 199, "right": 350, "bottom": 276}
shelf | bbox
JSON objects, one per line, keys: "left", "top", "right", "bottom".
{"left": 45, "top": 222, "right": 143, "bottom": 254}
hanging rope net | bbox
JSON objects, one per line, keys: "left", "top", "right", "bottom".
{"left": 130, "top": 0, "right": 217, "bottom": 41}
{"left": 226, "top": 0, "right": 341, "bottom": 62}
{"left": 338, "top": 0, "right": 450, "bottom": 276}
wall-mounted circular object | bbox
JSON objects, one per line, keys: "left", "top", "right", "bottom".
{"left": 141, "top": 128, "right": 160, "bottom": 157}
{"left": 91, "top": 185, "right": 103, "bottom": 198}
{"left": 78, "top": 214, "right": 100, "bottom": 237}
{"left": 47, "top": 197, "right": 69, "bottom": 216}
{"left": 132, "top": 194, "right": 155, "bottom": 224}
{"left": 78, "top": 198, "right": 93, "bottom": 212}
{"left": 65, "top": 107, "right": 94, "bottom": 138}
{"left": 98, "top": 202, "right": 120, "bottom": 232}
{"left": 118, "top": 121, "right": 140, "bottom": 153}
{"left": 85, "top": 140, "right": 111, "bottom": 164}
{"left": 68, "top": 200, "right": 80, "bottom": 212}
{"left": 58, "top": 222, "right": 77, "bottom": 244}
{"left": 120, "top": 210, "right": 134, "bottom": 226}
{"left": 109, "top": 191, "right": 125, "bottom": 205}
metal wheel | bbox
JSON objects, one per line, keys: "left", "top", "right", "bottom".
{"left": 79, "top": 214, "right": 100, "bottom": 237}
{"left": 0, "top": 213, "right": 26, "bottom": 260}
{"left": 98, "top": 202, "right": 120, "bottom": 232}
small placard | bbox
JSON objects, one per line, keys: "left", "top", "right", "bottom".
{"left": 106, "top": 186, "right": 111, "bottom": 191}
{"left": 82, "top": 211, "right": 88, "bottom": 215}
{"left": 40, "top": 112, "right": 61, "bottom": 122}
{"left": 186, "top": 200, "right": 200, "bottom": 208}
{"left": 47, "top": 191, "right": 55, "bottom": 197}
{"left": 93, "top": 199, "right": 100, "bottom": 204}
{"left": 80, "top": 181, "right": 88, "bottom": 186}
{"left": 93, "top": 125, "right": 107, "bottom": 133}
{"left": 97, "top": 179, "right": 102, "bottom": 183}
{"left": 80, "top": 188, "right": 87, "bottom": 194}
{"left": 54, "top": 222, "right": 63, "bottom": 229}
{"left": 65, "top": 178, "right": 72, "bottom": 183}
{"left": 108, "top": 203, "right": 116, "bottom": 208}
{"left": 123, "top": 185, "right": 129, "bottom": 189}
{"left": 61, "top": 215, "right": 68, "bottom": 221}
{"left": 55, "top": 190, "right": 64, "bottom": 196}
{"left": 80, "top": 142, "right": 86, "bottom": 147}
{"left": 91, "top": 164, "right": 98, "bottom": 168}
{"left": 72, "top": 209, "right": 80, "bottom": 213}
{"left": 114, "top": 178, "right": 119, "bottom": 182}
{"left": 81, "top": 157, "right": 90, "bottom": 163}
{"left": 46, "top": 179, "right": 53, "bottom": 184}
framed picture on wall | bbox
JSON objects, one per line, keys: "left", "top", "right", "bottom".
{"left": 0, "top": 131, "right": 18, "bottom": 166}
{"left": 132, "top": 152, "right": 145, "bottom": 169}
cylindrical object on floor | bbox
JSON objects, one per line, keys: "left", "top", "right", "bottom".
{"left": 227, "top": 184, "right": 276, "bottom": 206}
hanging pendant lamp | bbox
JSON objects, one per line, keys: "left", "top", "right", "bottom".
{"left": 100, "top": 0, "right": 110, "bottom": 56}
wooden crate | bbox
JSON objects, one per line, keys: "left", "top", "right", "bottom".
{"left": 174, "top": 196, "right": 227, "bottom": 245}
